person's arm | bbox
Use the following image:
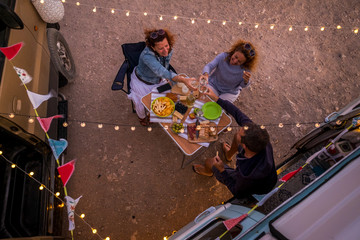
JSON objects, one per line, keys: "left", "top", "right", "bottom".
{"left": 217, "top": 98, "right": 252, "bottom": 126}
{"left": 213, "top": 167, "right": 246, "bottom": 197}
{"left": 142, "top": 54, "right": 176, "bottom": 80}
{"left": 240, "top": 71, "right": 251, "bottom": 87}
{"left": 205, "top": 88, "right": 252, "bottom": 126}
{"left": 202, "top": 52, "right": 226, "bottom": 76}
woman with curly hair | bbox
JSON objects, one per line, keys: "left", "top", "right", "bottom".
{"left": 128, "top": 28, "right": 196, "bottom": 126}
{"left": 199, "top": 39, "right": 258, "bottom": 103}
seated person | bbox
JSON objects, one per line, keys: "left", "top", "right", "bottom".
{"left": 199, "top": 39, "right": 257, "bottom": 103}
{"left": 128, "top": 28, "right": 196, "bottom": 126}
{"left": 193, "top": 88, "right": 277, "bottom": 199}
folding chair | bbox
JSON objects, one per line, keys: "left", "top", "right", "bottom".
{"left": 111, "top": 41, "right": 176, "bottom": 113}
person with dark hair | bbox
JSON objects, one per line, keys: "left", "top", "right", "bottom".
{"left": 199, "top": 39, "right": 258, "bottom": 103}
{"left": 192, "top": 88, "right": 277, "bottom": 199}
{"left": 128, "top": 28, "right": 196, "bottom": 126}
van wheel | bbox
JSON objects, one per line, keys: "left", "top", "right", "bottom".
{"left": 47, "top": 28, "right": 76, "bottom": 81}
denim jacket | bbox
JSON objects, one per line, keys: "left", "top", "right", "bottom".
{"left": 135, "top": 47, "right": 177, "bottom": 84}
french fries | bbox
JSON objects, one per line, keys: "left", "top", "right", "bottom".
{"left": 152, "top": 97, "right": 174, "bottom": 117}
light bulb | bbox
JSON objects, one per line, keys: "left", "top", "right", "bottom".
{"left": 62, "top": 0, "right": 65, "bottom": 2}
{"left": 29, "top": 171, "right": 34, "bottom": 176}
{"left": 191, "top": 19, "right": 195, "bottom": 24}
{"left": 296, "top": 123, "right": 301, "bottom": 128}
{"left": 111, "top": 9, "right": 115, "bottom": 14}
{"left": 227, "top": 126, "right": 232, "bottom": 131}
{"left": 260, "top": 125, "right": 265, "bottom": 129}
{"left": 92, "top": 228, "right": 97, "bottom": 234}
{"left": 98, "top": 124, "right": 103, "bottom": 129}
{"left": 207, "top": 19, "right": 211, "bottom": 24}
{"left": 354, "top": 28, "right": 359, "bottom": 34}
{"left": 28, "top": 118, "right": 34, "bottom": 123}
{"left": 255, "top": 24, "right": 259, "bottom": 28}
{"left": 39, "top": 185, "right": 44, "bottom": 190}
{"left": 80, "top": 122, "right": 86, "bottom": 127}
{"left": 126, "top": 11, "right": 130, "bottom": 16}
{"left": 147, "top": 127, "right": 152, "bottom": 132}
{"left": 9, "top": 113, "right": 15, "bottom": 118}
{"left": 278, "top": 123, "right": 284, "bottom": 128}
{"left": 336, "top": 25, "right": 342, "bottom": 29}
{"left": 76, "top": 2, "right": 80, "bottom": 6}
{"left": 320, "top": 26, "right": 325, "bottom": 31}
{"left": 80, "top": 213, "right": 85, "bottom": 218}
{"left": 144, "top": 12, "right": 148, "bottom": 16}
{"left": 174, "top": 16, "right": 178, "bottom": 20}
{"left": 131, "top": 126, "right": 136, "bottom": 131}
{"left": 289, "top": 26, "right": 293, "bottom": 31}
{"left": 11, "top": 164, "right": 16, "bottom": 168}
{"left": 63, "top": 122, "right": 68, "bottom": 127}
{"left": 270, "top": 25, "right": 275, "bottom": 29}
{"left": 159, "top": 16, "right": 163, "bottom": 21}
{"left": 222, "top": 21, "right": 226, "bottom": 25}
{"left": 114, "top": 126, "right": 119, "bottom": 130}
{"left": 55, "top": 192, "right": 60, "bottom": 197}
{"left": 238, "top": 22, "right": 242, "bottom": 25}
{"left": 93, "top": 7, "right": 96, "bottom": 13}
{"left": 315, "top": 123, "right": 320, "bottom": 128}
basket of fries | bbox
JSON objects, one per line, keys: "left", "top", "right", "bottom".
{"left": 151, "top": 97, "right": 175, "bottom": 117}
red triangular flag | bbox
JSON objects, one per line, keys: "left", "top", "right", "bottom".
{"left": 0, "top": 42, "right": 23, "bottom": 60}
{"left": 37, "top": 115, "right": 63, "bottom": 132}
{"left": 57, "top": 159, "right": 76, "bottom": 186}
{"left": 223, "top": 213, "right": 248, "bottom": 230}
{"left": 280, "top": 166, "right": 303, "bottom": 182}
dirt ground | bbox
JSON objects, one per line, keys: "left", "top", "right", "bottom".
{"left": 58, "top": 0, "right": 359, "bottom": 239}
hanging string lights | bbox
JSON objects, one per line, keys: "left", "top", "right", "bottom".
{"left": 59, "top": 1, "right": 358, "bottom": 34}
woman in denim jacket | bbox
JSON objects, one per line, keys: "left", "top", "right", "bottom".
{"left": 199, "top": 39, "right": 258, "bottom": 103}
{"left": 128, "top": 28, "right": 196, "bottom": 126}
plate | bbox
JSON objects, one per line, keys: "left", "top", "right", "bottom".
{"left": 151, "top": 97, "right": 175, "bottom": 117}
{"left": 202, "top": 102, "right": 222, "bottom": 120}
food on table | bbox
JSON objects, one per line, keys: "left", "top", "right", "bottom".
{"left": 182, "top": 85, "right": 189, "bottom": 94}
{"left": 166, "top": 92, "right": 178, "bottom": 102}
{"left": 179, "top": 96, "right": 187, "bottom": 101}
{"left": 175, "top": 102, "right": 188, "bottom": 114}
{"left": 171, "top": 123, "right": 184, "bottom": 134}
{"left": 173, "top": 110, "right": 184, "bottom": 120}
{"left": 151, "top": 97, "right": 175, "bottom": 117}
{"left": 200, "top": 120, "right": 210, "bottom": 125}
{"left": 189, "top": 113, "right": 196, "bottom": 119}
{"left": 187, "top": 125, "right": 196, "bottom": 140}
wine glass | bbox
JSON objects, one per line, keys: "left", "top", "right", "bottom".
{"left": 198, "top": 77, "right": 208, "bottom": 100}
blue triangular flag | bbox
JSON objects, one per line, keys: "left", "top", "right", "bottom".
{"left": 48, "top": 138, "right": 68, "bottom": 160}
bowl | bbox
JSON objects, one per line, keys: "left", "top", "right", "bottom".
{"left": 151, "top": 97, "right": 175, "bottom": 117}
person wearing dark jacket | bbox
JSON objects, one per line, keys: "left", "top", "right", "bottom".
{"left": 192, "top": 88, "right": 277, "bottom": 198}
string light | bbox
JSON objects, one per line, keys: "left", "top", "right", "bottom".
{"left": 111, "top": 9, "right": 115, "bottom": 14}
{"left": 92, "top": 7, "right": 96, "bottom": 13}
{"left": 222, "top": 21, "right": 226, "bottom": 25}
{"left": 255, "top": 24, "right": 259, "bottom": 29}
{"left": 147, "top": 127, "right": 152, "bottom": 132}
{"left": 92, "top": 228, "right": 97, "bottom": 234}
{"left": 279, "top": 123, "right": 284, "bottom": 128}
{"left": 238, "top": 22, "right": 242, "bottom": 25}
{"left": 40, "top": 0, "right": 44, "bottom": 3}
{"left": 55, "top": 192, "right": 60, "bottom": 197}
{"left": 131, "top": 126, "right": 136, "bottom": 131}
{"left": 11, "top": 164, "right": 16, "bottom": 168}
{"left": 28, "top": 118, "right": 34, "bottom": 123}
{"left": 98, "top": 124, "right": 103, "bottom": 129}
{"left": 105, "top": 237, "right": 110, "bottom": 240}
{"left": 270, "top": 24, "right": 275, "bottom": 30}
{"left": 320, "top": 26, "right": 325, "bottom": 31}
{"left": 296, "top": 123, "right": 301, "bottom": 128}
{"left": 39, "top": 184, "right": 44, "bottom": 190}
{"left": 336, "top": 120, "right": 342, "bottom": 125}
{"left": 9, "top": 113, "right": 15, "bottom": 118}
{"left": 315, "top": 123, "right": 320, "bottom": 128}
{"left": 62, "top": 0, "right": 66, "bottom": 2}
{"left": 63, "top": 122, "right": 68, "bottom": 127}
{"left": 304, "top": 26, "right": 309, "bottom": 31}
{"left": 80, "top": 213, "right": 85, "bottom": 218}
{"left": 76, "top": 2, "right": 80, "bottom": 6}
{"left": 191, "top": 19, "right": 195, "bottom": 24}
{"left": 289, "top": 26, "right": 293, "bottom": 31}
{"left": 260, "top": 125, "right": 266, "bottom": 129}
{"left": 337, "top": 25, "right": 342, "bottom": 29}
{"left": 354, "top": 28, "right": 359, "bottom": 34}
{"left": 126, "top": 11, "right": 130, "bottom": 16}
{"left": 226, "top": 126, "right": 232, "bottom": 131}
{"left": 174, "top": 16, "right": 178, "bottom": 20}
{"left": 144, "top": 12, "right": 148, "bottom": 16}
{"left": 159, "top": 15, "right": 163, "bottom": 21}
{"left": 114, "top": 126, "right": 119, "bottom": 130}
{"left": 207, "top": 19, "right": 211, "bottom": 24}
{"left": 80, "top": 122, "right": 86, "bottom": 127}
{"left": 29, "top": 171, "right": 34, "bottom": 176}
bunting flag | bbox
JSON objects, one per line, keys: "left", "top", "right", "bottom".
{"left": 280, "top": 166, "right": 303, "bottom": 182}
{"left": 37, "top": 115, "right": 63, "bottom": 132}
{"left": 0, "top": 42, "right": 23, "bottom": 60}
{"left": 65, "top": 195, "right": 82, "bottom": 231}
{"left": 257, "top": 188, "right": 280, "bottom": 206}
{"left": 353, "top": 117, "right": 360, "bottom": 127}
{"left": 13, "top": 66, "right": 32, "bottom": 85}
{"left": 26, "top": 89, "right": 56, "bottom": 109}
{"left": 57, "top": 159, "right": 76, "bottom": 186}
{"left": 223, "top": 213, "right": 248, "bottom": 230}
{"left": 48, "top": 138, "right": 68, "bottom": 160}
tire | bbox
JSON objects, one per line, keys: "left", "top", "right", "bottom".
{"left": 47, "top": 28, "right": 76, "bottom": 81}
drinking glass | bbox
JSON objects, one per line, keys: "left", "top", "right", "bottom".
{"left": 198, "top": 77, "right": 208, "bottom": 100}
